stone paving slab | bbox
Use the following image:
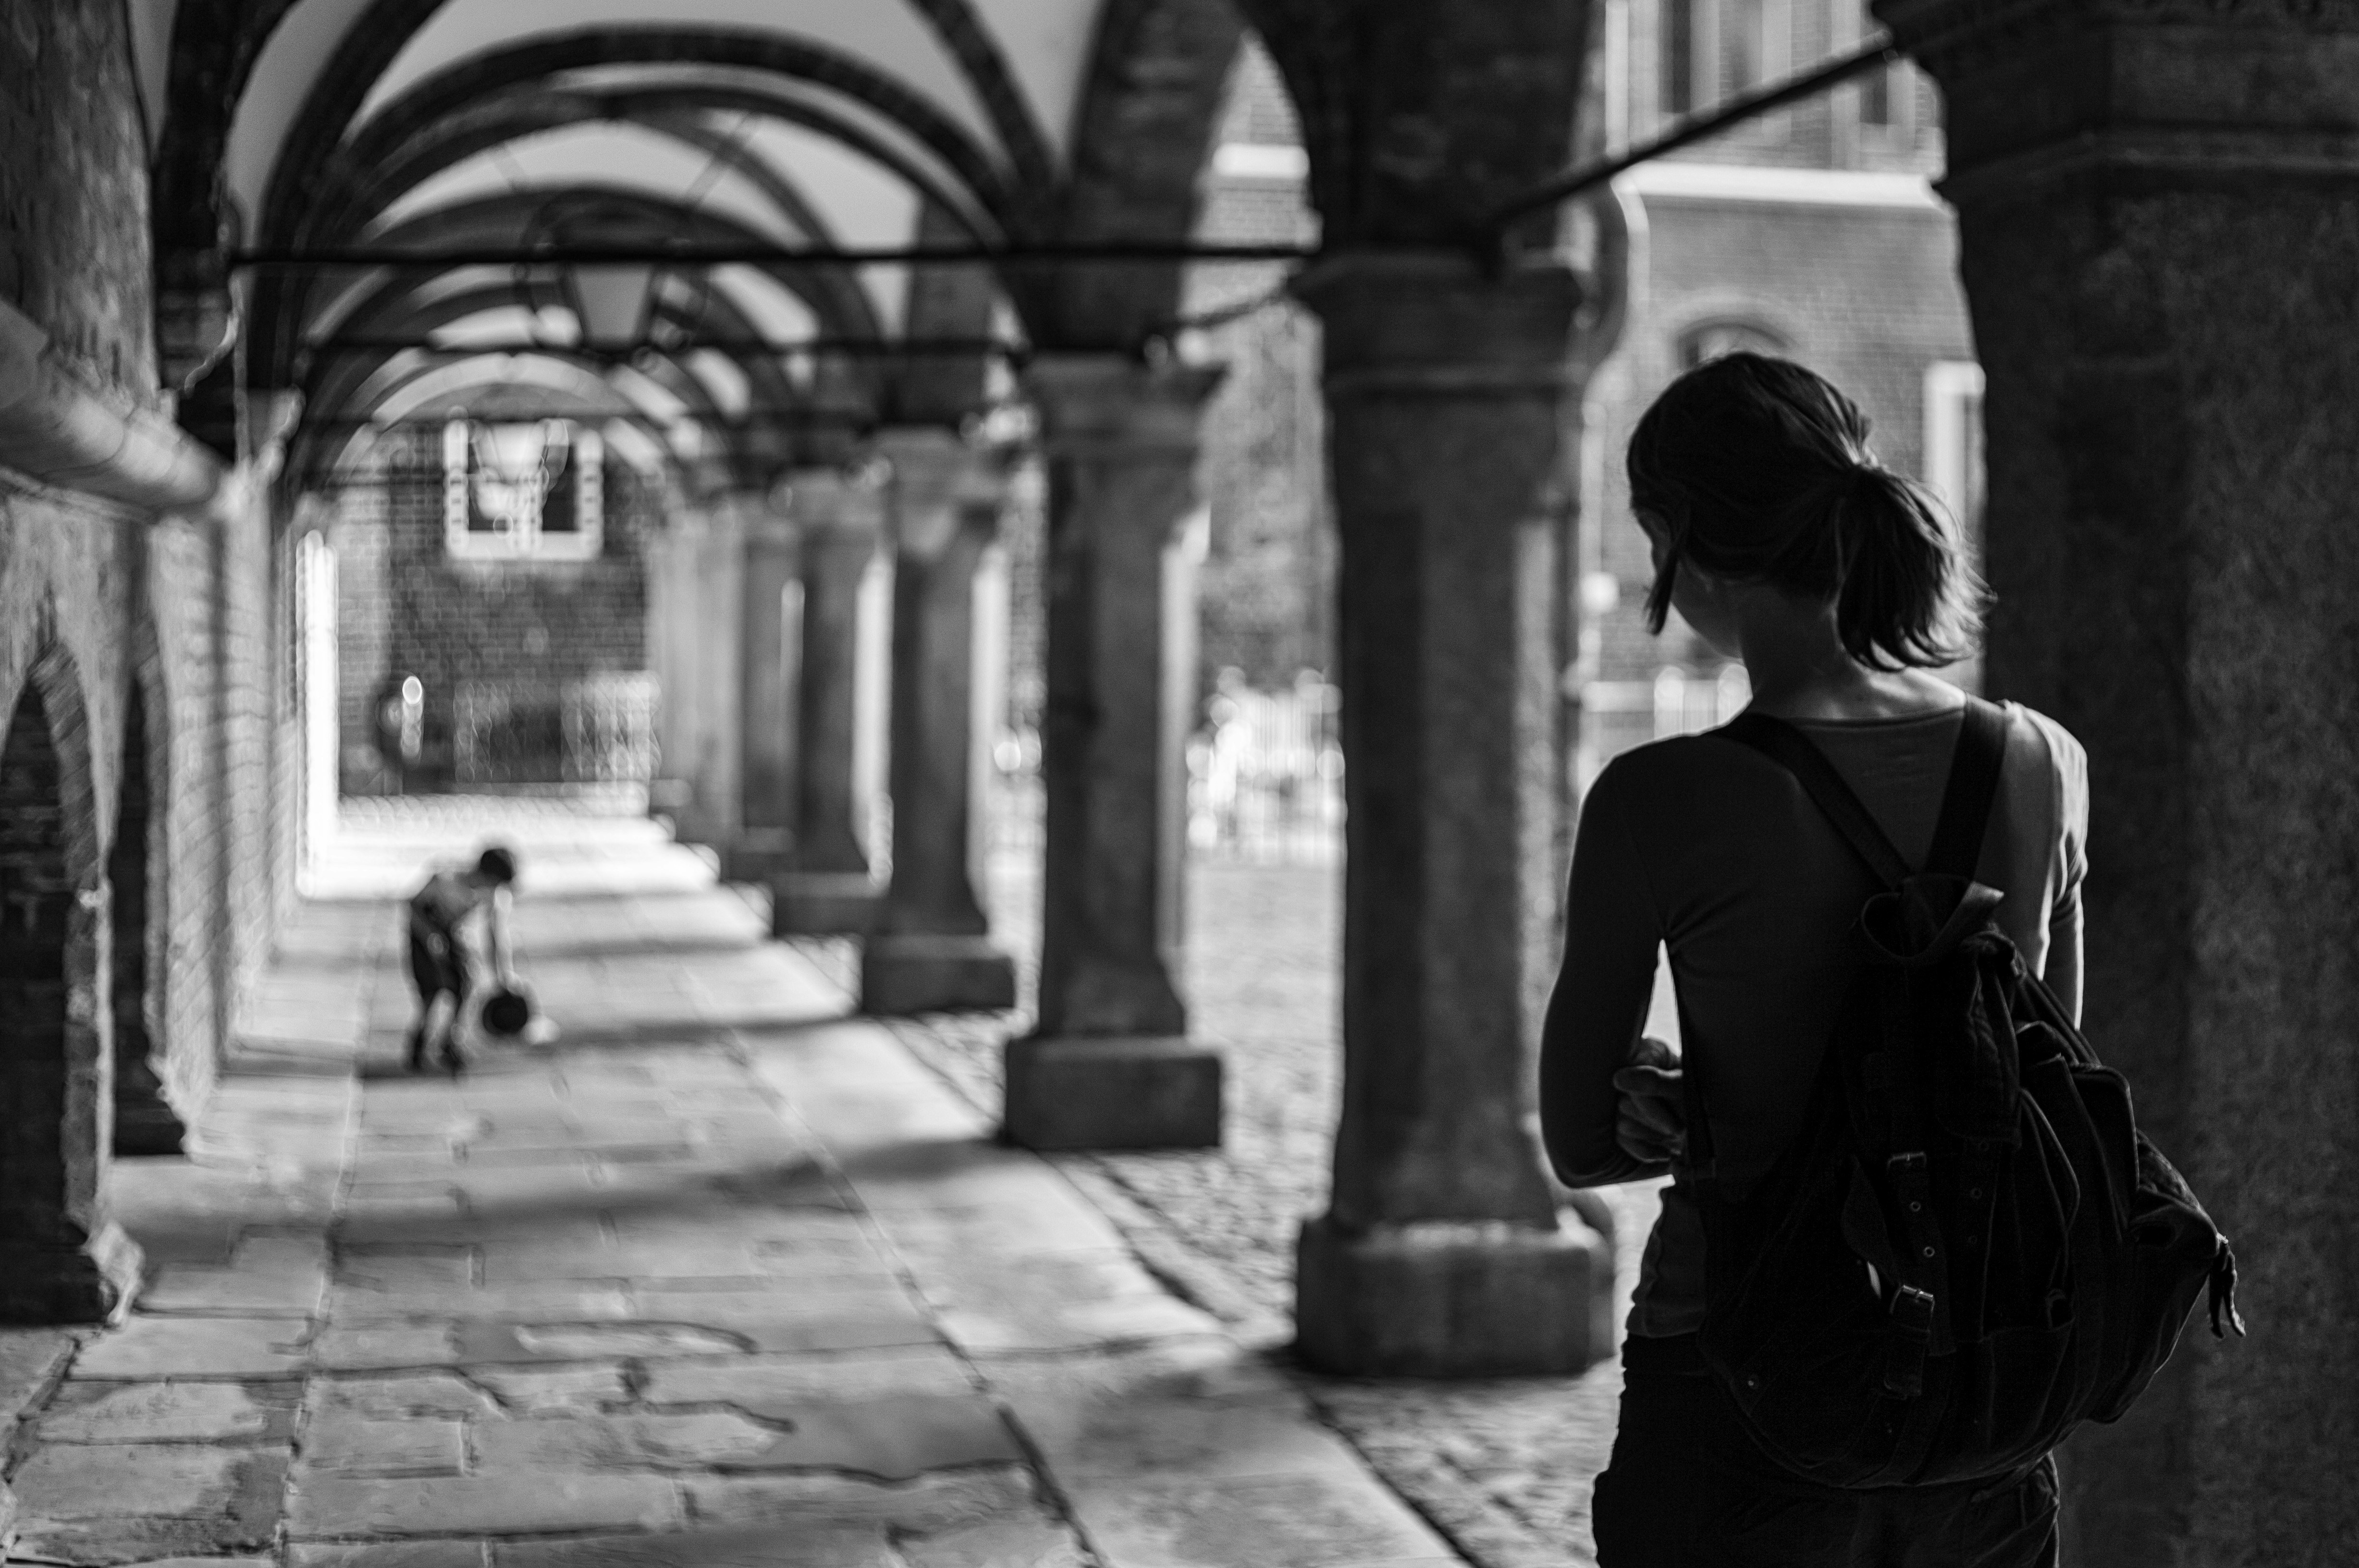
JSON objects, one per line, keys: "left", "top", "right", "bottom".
{"left": 33, "top": 1379, "right": 300, "bottom": 1444}
{"left": 286, "top": 1471, "right": 685, "bottom": 1538}
{"left": 70, "top": 1316, "right": 316, "bottom": 1380}
{"left": 1067, "top": 1471, "right": 1456, "bottom": 1568}
{"left": 10, "top": 1441, "right": 289, "bottom": 1563}
{"left": 2, "top": 809, "right": 1465, "bottom": 1568}
{"left": 676, "top": 1466, "right": 1042, "bottom": 1532}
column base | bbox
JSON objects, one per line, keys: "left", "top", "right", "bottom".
{"left": 719, "top": 831, "right": 794, "bottom": 883}
{"left": 113, "top": 1097, "right": 188, "bottom": 1157}
{"left": 1003, "top": 1034, "right": 1223, "bottom": 1151}
{"left": 860, "top": 933, "right": 1017, "bottom": 1015}
{"left": 0, "top": 1223, "right": 143, "bottom": 1325}
{"left": 772, "top": 871, "right": 880, "bottom": 936}
{"left": 1294, "top": 1210, "right": 1612, "bottom": 1376}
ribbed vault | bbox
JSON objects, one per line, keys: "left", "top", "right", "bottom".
{"left": 150, "top": 0, "right": 1266, "bottom": 487}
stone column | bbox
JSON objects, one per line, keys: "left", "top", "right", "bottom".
{"left": 1291, "top": 253, "right": 1609, "bottom": 1377}
{"left": 1003, "top": 356, "right": 1225, "bottom": 1150}
{"left": 859, "top": 429, "right": 1017, "bottom": 1014}
{"left": 773, "top": 469, "right": 885, "bottom": 934}
{"left": 644, "top": 509, "right": 708, "bottom": 828}
{"left": 651, "top": 502, "right": 747, "bottom": 850}
{"left": 724, "top": 494, "right": 798, "bottom": 880}
{"left": 1894, "top": 6, "right": 2359, "bottom": 1558}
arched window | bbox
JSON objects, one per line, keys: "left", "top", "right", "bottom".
{"left": 1676, "top": 319, "right": 1787, "bottom": 370}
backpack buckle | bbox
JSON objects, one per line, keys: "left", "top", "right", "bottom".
{"left": 1882, "top": 1285, "right": 1936, "bottom": 1398}
{"left": 1888, "top": 1151, "right": 1929, "bottom": 1175}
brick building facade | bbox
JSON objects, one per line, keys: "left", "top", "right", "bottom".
{"left": 327, "top": 429, "right": 657, "bottom": 795}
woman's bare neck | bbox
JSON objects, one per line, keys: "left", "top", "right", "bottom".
{"left": 1730, "top": 594, "right": 1966, "bottom": 723}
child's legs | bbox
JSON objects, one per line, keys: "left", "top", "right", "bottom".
{"left": 408, "top": 923, "right": 468, "bottom": 1053}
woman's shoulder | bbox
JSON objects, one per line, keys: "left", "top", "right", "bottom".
{"left": 1993, "top": 700, "right": 2087, "bottom": 785}
{"left": 1586, "top": 731, "right": 1774, "bottom": 818}
{"left": 1990, "top": 700, "right": 2090, "bottom": 845}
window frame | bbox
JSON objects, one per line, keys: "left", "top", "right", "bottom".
{"left": 442, "top": 418, "right": 605, "bottom": 564}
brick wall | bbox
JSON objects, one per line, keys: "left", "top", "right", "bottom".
{"left": 329, "top": 428, "right": 655, "bottom": 792}
{"left": 0, "top": 0, "right": 293, "bottom": 1148}
{"left": 144, "top": 494, "right": 282, "bottom": 1117}
{"left": 0, "top": 2, "right": 158, "bottom": 394}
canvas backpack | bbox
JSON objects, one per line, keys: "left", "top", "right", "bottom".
{"left": 1683, "top": 698, "right": 2244, "bottom": 1489}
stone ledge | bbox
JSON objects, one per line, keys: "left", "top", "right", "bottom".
{"left": 770, "top": 870, "right": 879, "bottom": 936}
{"left": 1294, "top": 1213, "right": 1613, "bottom": 1378}
{"left": 860, "top": 935, "right": 1017, "bottom": 1016}
{"left": 1003, "top": 1035, "right": 1223, "bottom": 1152}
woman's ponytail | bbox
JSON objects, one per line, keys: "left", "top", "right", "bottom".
{"left": 1831, "top": 464, "right": 1981, "bottom": 671}
{"left": 1627, "top": 352, "right": 1984, "bottom": 671}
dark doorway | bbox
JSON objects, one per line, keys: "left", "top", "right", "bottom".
{"left": 0, "top": 681, "right": 80, "bottom": 1289}
{"left": 109, "top": 679, "right": 182, "bottom": 1154}
{"left": 0, "top": 663, "right": 141, "bottom": 1322}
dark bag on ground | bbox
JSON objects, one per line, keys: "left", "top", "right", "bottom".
{"left": 1685, "top": 698, "right": 2242, "bottom": 1488}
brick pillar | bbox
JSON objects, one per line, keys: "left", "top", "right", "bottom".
{"left": 1003, "top": 355, "right": 1224, "bottom": 1150}
{"left": 772, "top": 469, "right": 885, "bottom": 934}
{"left": 725, "top": 494, "right": 799, "bottom": 879}
{"left": 1291, "top": 253, "right": 1608, "bottom": 1376}
{"left": 859, "top": 429, "right": 1017, "bottom": 1014}
{"left": 109, "top": 675, "right": 183, "bottom": 1156}
{"left": 1895, "top": 7, "right": 2359, "bottom": 1558}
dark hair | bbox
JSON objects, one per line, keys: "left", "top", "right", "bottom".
{"left": 475, "top": 845, "right": 518, "bottom": 885}
{"left": 1626, "top": 352, "right": 1981, "bottom": 670}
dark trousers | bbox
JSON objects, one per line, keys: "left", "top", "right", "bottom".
{"left": 1594, "top": 1335, "right": 2060, "bottom": 1568}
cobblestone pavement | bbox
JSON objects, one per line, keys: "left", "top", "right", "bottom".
{"left": 807, "top": 857, "right": 1670, "bottom": 1568}
{"left": 1, "top": 810, "right": 1464, "bottom": 1568}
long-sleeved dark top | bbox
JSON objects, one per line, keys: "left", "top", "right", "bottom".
{"left": 1539, "top": 701, "right": 2087, "bottom": 1337}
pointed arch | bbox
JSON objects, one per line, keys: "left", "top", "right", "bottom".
{"left": 0, "top": 633, "right": 142, "bottom": 1322}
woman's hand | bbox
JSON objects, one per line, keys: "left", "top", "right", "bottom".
{"left": 1612, "top": 1036, "right": 1686, "bottom": 1167}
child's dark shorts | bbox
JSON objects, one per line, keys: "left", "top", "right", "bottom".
{"left": 1595, "top": 1333, "right": 2060, "bottom": 1568}
{"left": 408, "top": 918, "right": 471, "bottom": 1002}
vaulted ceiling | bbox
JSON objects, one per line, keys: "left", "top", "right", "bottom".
{"left": 147, "top": 0, "right": 1252, "bottom": 491}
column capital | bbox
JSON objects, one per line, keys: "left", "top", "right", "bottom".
{"left": 718, "top": 489, "right": 797, "bottom": 549}
{"left": 1021, "top": 356, "right": 1226, "bottom": 454}
{"left": 777, "top": 467, "right": 885, "bottom": 541}
{"left": 868, "top": 427, "right": 1003, "bottom": 560}
{"left": 1290, "top": 251, "right": 1580, "bottom": 401}
{"left": 1886, "top": 0, "right": 2359, "bottom": 200}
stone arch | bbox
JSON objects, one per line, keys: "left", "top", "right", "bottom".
{"left": 1027, "top": 0, "right": 1246, "bottom": 348}
{"left": 109, "top": 622, "right": 184, "bottom": 1157}
{"left": 0, "top": 636, "right": 142, "bottom": 1322}
{"left": 248, "top": 26, "right": 1026, "bottom": 386}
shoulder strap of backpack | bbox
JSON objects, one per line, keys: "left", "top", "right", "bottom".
{"left": 1684, "top": 698, "right": 2010, "bottom": 1185}
{"left": 1720, "top": 697, "right": 2011, "bottom": 887}
{"left": 1720, "top": 711, "right": 1912, "bottom": 889}
{"left": 1922, "top": 697, "right": 2010, "bottom": 880}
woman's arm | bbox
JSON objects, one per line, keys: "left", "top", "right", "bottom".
{"left": 2039, "top": 712, "right": 2090, "bottom": 1028}
{"left": 1539, "top": 763, "right": 1672, "bottom": 1187}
